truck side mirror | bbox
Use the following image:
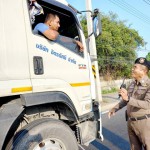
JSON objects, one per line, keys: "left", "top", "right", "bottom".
{"left": 93, "top": 9, "right": 102, "bottom": 37}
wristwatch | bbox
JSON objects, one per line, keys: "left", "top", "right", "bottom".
{"left": 127, "top": 96, "right": 130, "bottom": 103}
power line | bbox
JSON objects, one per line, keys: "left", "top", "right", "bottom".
{"left": 108, "top": 0, "right": 150, "bottom": 25}
{"left": 97, "top": 58, "right": 134, "bottom": 63}
{"left": 108, "top": 0, "right": 150, "bottom": 24}
{"left": 96, "top": 44, "right": 141, "bottom": 51}
{"left": 143, "top": 0, "right": 150, "bottom": 5}
{"left": 112, "top": 0, "right": 150, "bottom": 23}
{"left": 136, "top": 48, "right": 150, "bottom": 51}
{"left": 96, "top": 44, "right": 150, "bottom": 52}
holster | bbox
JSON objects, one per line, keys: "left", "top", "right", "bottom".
{"left": 125, "top": 110, "right": 128, "bottom": 121}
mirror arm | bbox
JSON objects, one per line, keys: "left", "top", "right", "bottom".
{"left": 80, "top": 10, "right": 93, "bottom": 15}
{"left": 80, "top": 10, "right": 94, "bottom": 38}
{"left": 88, "top": 32, "right": 94, "bottom": 38}
{"left": 80, "top": 9, "right": 101, "bottom": 37}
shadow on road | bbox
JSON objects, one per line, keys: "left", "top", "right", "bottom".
{"left": 89, "top": 127, "right": 130, "bottom": 150}
{"left": 90, "top": 140, "right": 110, "bottom": 150}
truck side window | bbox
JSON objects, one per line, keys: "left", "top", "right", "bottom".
{"left": 27, "top": 0, "right": 84, "bottom": 57}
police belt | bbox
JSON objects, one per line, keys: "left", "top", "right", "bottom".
{"left": 128, "top": 114, "right": 150, "bottom": 121}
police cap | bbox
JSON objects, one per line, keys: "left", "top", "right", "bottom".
{"left": 135, "top": 57, "right": 150, "bottom": 70}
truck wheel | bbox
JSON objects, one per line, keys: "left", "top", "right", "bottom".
{"left": 6, "top": 118, "right": 78, "bottom": 150}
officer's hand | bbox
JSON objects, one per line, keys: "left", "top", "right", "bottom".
{"left": 108, "top": 108, "right": 116, "bottom": 119}
{"left": 119, "top": 88, "right": 128, "bottom": 102}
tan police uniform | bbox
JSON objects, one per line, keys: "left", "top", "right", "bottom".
{"left": 127, "top": 76, "right": 150, "bottom": 150}
{"left": 111, "top": 57, "right": 150, "bottom": 150}
{"left": 114, "top": 76, "right": 150, "bottom": 150}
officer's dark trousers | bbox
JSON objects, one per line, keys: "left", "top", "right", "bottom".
{"left": 127, "top": 118, "right": 150, "bottom": 150}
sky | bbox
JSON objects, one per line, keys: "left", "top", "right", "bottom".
{"left": 67, "top": 0, "right": 150, "bottom": 57}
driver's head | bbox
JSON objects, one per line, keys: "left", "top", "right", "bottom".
{"left": 45, "top": 13, "right": 60, "bottom": 31}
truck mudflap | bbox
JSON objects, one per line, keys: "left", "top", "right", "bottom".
{"left": 0, "top": 98, "right": 24, "bottom": 149}
{"left": 76, "top": 102, "right": 103, "bottom": 146}
{"left": 77, "top": 120, "right": 97, "bottom": 145}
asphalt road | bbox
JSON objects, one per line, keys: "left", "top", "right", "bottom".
{"left": 79, "top": 107, "right": 130, "bottom": 150}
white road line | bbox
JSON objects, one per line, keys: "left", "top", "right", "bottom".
{"left": 78, "top": 144, "right": 86, "bottom": 150}
{"left": 102, "top": 110, "right": 109, "bottom": 115}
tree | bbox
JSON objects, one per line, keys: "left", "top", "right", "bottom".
{"left": 146, "top": 52, "right": 150, "bottom": 61}
{"left": 80, "top": 12, "right": 145, "bottom": 80}
{"left": 146, "top": 53, "right": 150, "bottom": 77}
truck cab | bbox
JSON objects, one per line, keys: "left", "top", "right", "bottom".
{"left": 0, "top": 0, "right": 102, "bottom": 149}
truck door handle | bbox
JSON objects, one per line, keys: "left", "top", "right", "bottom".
{"left": 33, "top": 56, "right": 44, "bottom": 75}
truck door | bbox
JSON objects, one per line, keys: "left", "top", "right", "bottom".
{"left": 23, "top": 0, "right": 92, "bottom": 115}
{"left": 0, "top": 0, "right": 32, "bottom": 97}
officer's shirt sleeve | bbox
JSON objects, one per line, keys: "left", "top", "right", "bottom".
{"left": 113, "top": 100, "right": 127, "bottom": 112}
{"left": 128, "top": 86, "right": 150, "bottom": 109}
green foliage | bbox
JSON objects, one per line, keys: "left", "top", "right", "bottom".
{"left": 102, "top": 87, "right": 118, "bottom": 94}
{"left": 80, "top": 12, "right": 145, "bottom": 80}
{"left": 79, "top": 15, "right": 88, "bottom": 38}
{"left": 146, "top": 53, "right": 150, "bottom": 77}
{"left": 146, "top": 52, "right": 150, "bottom": 61}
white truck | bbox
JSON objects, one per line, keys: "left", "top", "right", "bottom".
{"left": 0, "top": 0, "right": 103, "bottom": 149}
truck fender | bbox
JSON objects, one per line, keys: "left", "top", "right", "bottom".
{"left": 0, "top": 98, "right": 24, "bottom": 149}
{"left": 21, "top": 91, "right": 79, "bottom": 121}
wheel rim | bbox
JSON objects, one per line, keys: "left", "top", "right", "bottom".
{"left": 33, "top": 138, "right": 67, "bottom": 150}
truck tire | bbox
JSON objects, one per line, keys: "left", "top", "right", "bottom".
{"left": 6, "top": 118, "right": 78, "bottom": 150}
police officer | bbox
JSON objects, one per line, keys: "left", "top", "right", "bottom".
{"left": 108, "top": 57, "right": 150, "bottom": 150}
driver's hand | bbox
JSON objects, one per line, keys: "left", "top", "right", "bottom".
{"left": 75, "top": 41, "right": 84, "bottom": 52}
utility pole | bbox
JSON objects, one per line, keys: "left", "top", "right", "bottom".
{"left": 85, "top": 0, "right": 102, "bottom": 102}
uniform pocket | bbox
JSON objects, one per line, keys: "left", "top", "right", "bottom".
{"left": 136, "top": 86, "right": 147, "bottom": 95}
{"left": 135, "top": 86, "right": 147, "bottom": 99}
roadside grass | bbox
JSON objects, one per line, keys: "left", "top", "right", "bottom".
{"left": 102, "top": 87, "right": 118, "bottom": 94}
